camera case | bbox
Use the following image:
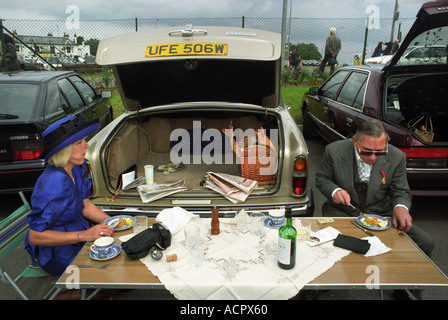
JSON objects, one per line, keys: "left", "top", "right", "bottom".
{"left": 121, "top": 222, "right": 171, "bottom": 260}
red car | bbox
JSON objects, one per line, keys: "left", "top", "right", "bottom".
{"left": 302, "top": 0, "right": 448, "bottom": 196}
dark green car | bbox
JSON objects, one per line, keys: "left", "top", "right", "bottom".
{"left": 0, "top": 71, "right": 113, "bottom": 194}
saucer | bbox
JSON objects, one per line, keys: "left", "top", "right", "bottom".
{"left": 89, "top": 244, "right": 121, "bottom": 261}
{"left": 264, "top": 217, "right": 286, "bottom": 229}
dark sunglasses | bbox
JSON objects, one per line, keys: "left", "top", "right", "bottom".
{"left": 357, "top": 143, "right": 388, "bottom": 157}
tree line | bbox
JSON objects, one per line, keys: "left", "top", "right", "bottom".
{"left": 289, "top": 43, "right": 322, "bottom": 60}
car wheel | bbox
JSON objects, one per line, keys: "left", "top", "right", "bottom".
{"left": 302, "top": 105, "right": 317, "bottom": 139}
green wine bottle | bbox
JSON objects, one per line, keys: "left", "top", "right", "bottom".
{"left": 278, "top": 206, "right": 296, "bottom": 269}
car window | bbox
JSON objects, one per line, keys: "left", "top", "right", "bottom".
{"left": 58, "top": 78, "right": 85, "bottom": 111}
{"left": 336, "top": 72, "right": 368, "bottom": 109}
{"left": 353, "top": 80, "right": 367, "bottom": 110}
{"left": 0, "top": 83, "right": 40, "bottom": 120}
{"left": 320, "top": 70, "right": 350, "bottom": 99}
{"left": 42, "top": 80, "right": 66, "bottom": 116}
{"left": 69, "top": 75, "right": 96, "bottom": 103}
{"left": 397, "top": 26, "right": 448, "bottom": 66}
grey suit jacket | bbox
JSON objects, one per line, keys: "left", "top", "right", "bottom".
{"left": 316, "top": 139, "right": 412, "bottom": 217}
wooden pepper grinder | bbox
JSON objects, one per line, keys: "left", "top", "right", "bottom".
{"left": 211, "top": 206, "right": 220, "bottom": 235}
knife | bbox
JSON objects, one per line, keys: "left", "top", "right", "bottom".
{"left": 350, "top": 220, "right": 374, "bottom": 237}
{"left": 349, "top": 203, "right": 365, "bottom": 216}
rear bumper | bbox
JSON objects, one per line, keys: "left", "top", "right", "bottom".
{"left": 0, "top": 160, "right": 46, "bottom": 194}
{"left": 407, "top": 168, "right": 448, "bottom": 196}
{"left": 95, "top": 187, "right": 315, "bottom": 217}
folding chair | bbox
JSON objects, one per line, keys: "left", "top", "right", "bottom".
{"left": 0, "top": 192, "right": 56, "bottom": 300}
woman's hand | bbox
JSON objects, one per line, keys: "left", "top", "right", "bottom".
{"left": 29, "top": 223, "right": 113, "bottom": 247}
{"left": 79, "top": 224, "right": 115, "bottom": 242}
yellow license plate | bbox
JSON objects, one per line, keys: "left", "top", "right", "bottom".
{"left": 145, "top": 42, "right": 228, "bottom": 57}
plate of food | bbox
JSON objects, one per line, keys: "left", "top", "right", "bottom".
{"left": 105, "top": 215, "right": 135, "bottom": 231}
{"left": 156, "top": 162, "right": 184, "bottom": 172}
{"left": 356, "top": 214, "right": 391, "bottom": 231}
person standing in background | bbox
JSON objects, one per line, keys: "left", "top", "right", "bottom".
{"left": 319, "top": 27, "right": 341, "bottom": 73}
{"left": 2, "top": 34, "right": 22, "bottom": 71}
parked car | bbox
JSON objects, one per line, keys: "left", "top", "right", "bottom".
{"left": 41, "top": 56, "right": 63, "bottom": 70}
{"left": 58, "top": 56, "right": 78, "bottom": 67}
{"left": 62, "top": 56, "right": 102, "bottom": 73}
{"left": 301, "top": 0, "right": 448, "bottom": 196}
{"left": 0, "top": 71, "right": 113, "bottom": 194}
{"left": 86, "top": 25, "right": 314, "bottom": 217}
{"left": 365, "top": 45, "right": 446, "bottom": 65}
{"left": 18, "top": 57, "right": 45, "bottom": 70}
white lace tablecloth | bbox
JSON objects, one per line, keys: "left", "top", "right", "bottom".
{"left": 129, "top": 218, "right": 351, "bottom": 300}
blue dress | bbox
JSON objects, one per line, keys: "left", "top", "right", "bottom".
{"left": 25, "top": 162, "right": 92, "bottom": 275}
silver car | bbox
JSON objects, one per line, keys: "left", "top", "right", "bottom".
{"left": 86, "top": 25, "right": 314, "bottom": 217}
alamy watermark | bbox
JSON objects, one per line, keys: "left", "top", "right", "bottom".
{"left": 366, "top": 5, "right": 381, "bottom": 30}
{"left": 169, "top": 121, "right": 278, "bottom": 176}
{"left": 65, "top": 5, "right": 80, "bottom": 30}
{"left": 365, "top": 265, "right": 380, "bottom": 289}
{"left": 64, "top": 265, "right": 80, "bottom": 290}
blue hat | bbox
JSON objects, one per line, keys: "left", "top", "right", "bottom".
{"left": 40, "top": 114, "right": 100, "bottom": 159}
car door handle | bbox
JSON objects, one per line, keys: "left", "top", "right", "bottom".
{"left": 346, "top": 117, "right": 353, "bottom": 126}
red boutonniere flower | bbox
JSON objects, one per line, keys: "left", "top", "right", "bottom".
{"left": 381, "top": 170, "right": 387, "bottom": 184}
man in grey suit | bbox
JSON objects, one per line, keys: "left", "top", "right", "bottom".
{"left": 319, "top": 27, "right": 341, "bottom": 73}
{"left": 316, "top": 119, "right": 433, "bottom": 257}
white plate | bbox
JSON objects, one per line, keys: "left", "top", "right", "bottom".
{"left": 105, "top": 215, "right": 136, "bottom": 231}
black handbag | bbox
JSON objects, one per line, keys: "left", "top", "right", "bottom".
{"left": 121, "top": 223, "right": 171, "bottom": 260}
{"left": 328, "top": 56, "right": 337, "bottom": 66}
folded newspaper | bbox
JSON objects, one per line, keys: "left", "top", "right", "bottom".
{"left": 137, "top": 180, "right": 187, "bottom": 203}
{"left": 205, "top": 172, "right": 258, "bottom": 203}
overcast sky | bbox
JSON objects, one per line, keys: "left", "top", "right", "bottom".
{"left": 1, "top": 0, "right": 430, "bottom": 20}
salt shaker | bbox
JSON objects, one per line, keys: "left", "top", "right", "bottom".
{"left": 211, "top": 206, "right": 220, "bottom": 235}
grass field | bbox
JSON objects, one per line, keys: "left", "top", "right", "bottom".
{"left": 281, "top": 85, "right": 311, "bottom": 124}
{"left": 109, "top": 85, "right": 312, "bottom": 125}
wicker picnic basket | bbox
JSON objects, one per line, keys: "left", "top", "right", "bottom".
{"left": 222, "top": 121, "right": 278, "bottom": 185}
{"left": 407, "top": 115, "right": 434, "bottom": 143}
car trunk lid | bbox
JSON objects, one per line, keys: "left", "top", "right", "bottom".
{"left": 384, "top": 0, "right": 448, "bottom": 71}
{"left": 96, "top": 25, "right": 282, "bottom": 112}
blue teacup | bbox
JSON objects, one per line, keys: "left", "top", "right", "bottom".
{"left": 267, "top": 209, "right": 286, "bottom": 228}
{"left": 91, "top": 236, "right": 114, "bottom": 258}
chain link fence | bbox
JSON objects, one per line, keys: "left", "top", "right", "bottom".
{"left": 2, "top": 16, "right": 416, "bottom": 68}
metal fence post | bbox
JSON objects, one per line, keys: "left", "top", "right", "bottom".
{"left": 0, "top": 19, "right": 8, "bottom": 72}
{"left": 362, "top": 17, "right": 369, "bottom": 65}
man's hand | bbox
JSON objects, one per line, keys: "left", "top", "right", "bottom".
{"left": 392, "top": 206, "right": 413, "bottom": 232}
{"left": 332, "top": 189, "right": 351, "bottom": 206}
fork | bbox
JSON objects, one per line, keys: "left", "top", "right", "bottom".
{"left": 74, "top": 263, "right": 110, "bottom": 269}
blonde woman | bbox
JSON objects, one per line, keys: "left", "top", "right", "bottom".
{"left": 25, "top": 115, "right": 114, "bottom": 276}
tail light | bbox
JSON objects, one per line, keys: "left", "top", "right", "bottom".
{"left": 11, "top": 134, "right": 45, "bottom": 161}
{"left": 292, "top": 156, "right": 307, "bottom": 195}
{"left": 400, "top": 147, "right": 448, "bottom": 169}
{"left": 400, "top": 147, "right": 448, "bottom": 159}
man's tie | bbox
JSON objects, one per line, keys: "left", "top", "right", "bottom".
{"left": 357, "top": 158, "right": 369, "bottom": 183}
